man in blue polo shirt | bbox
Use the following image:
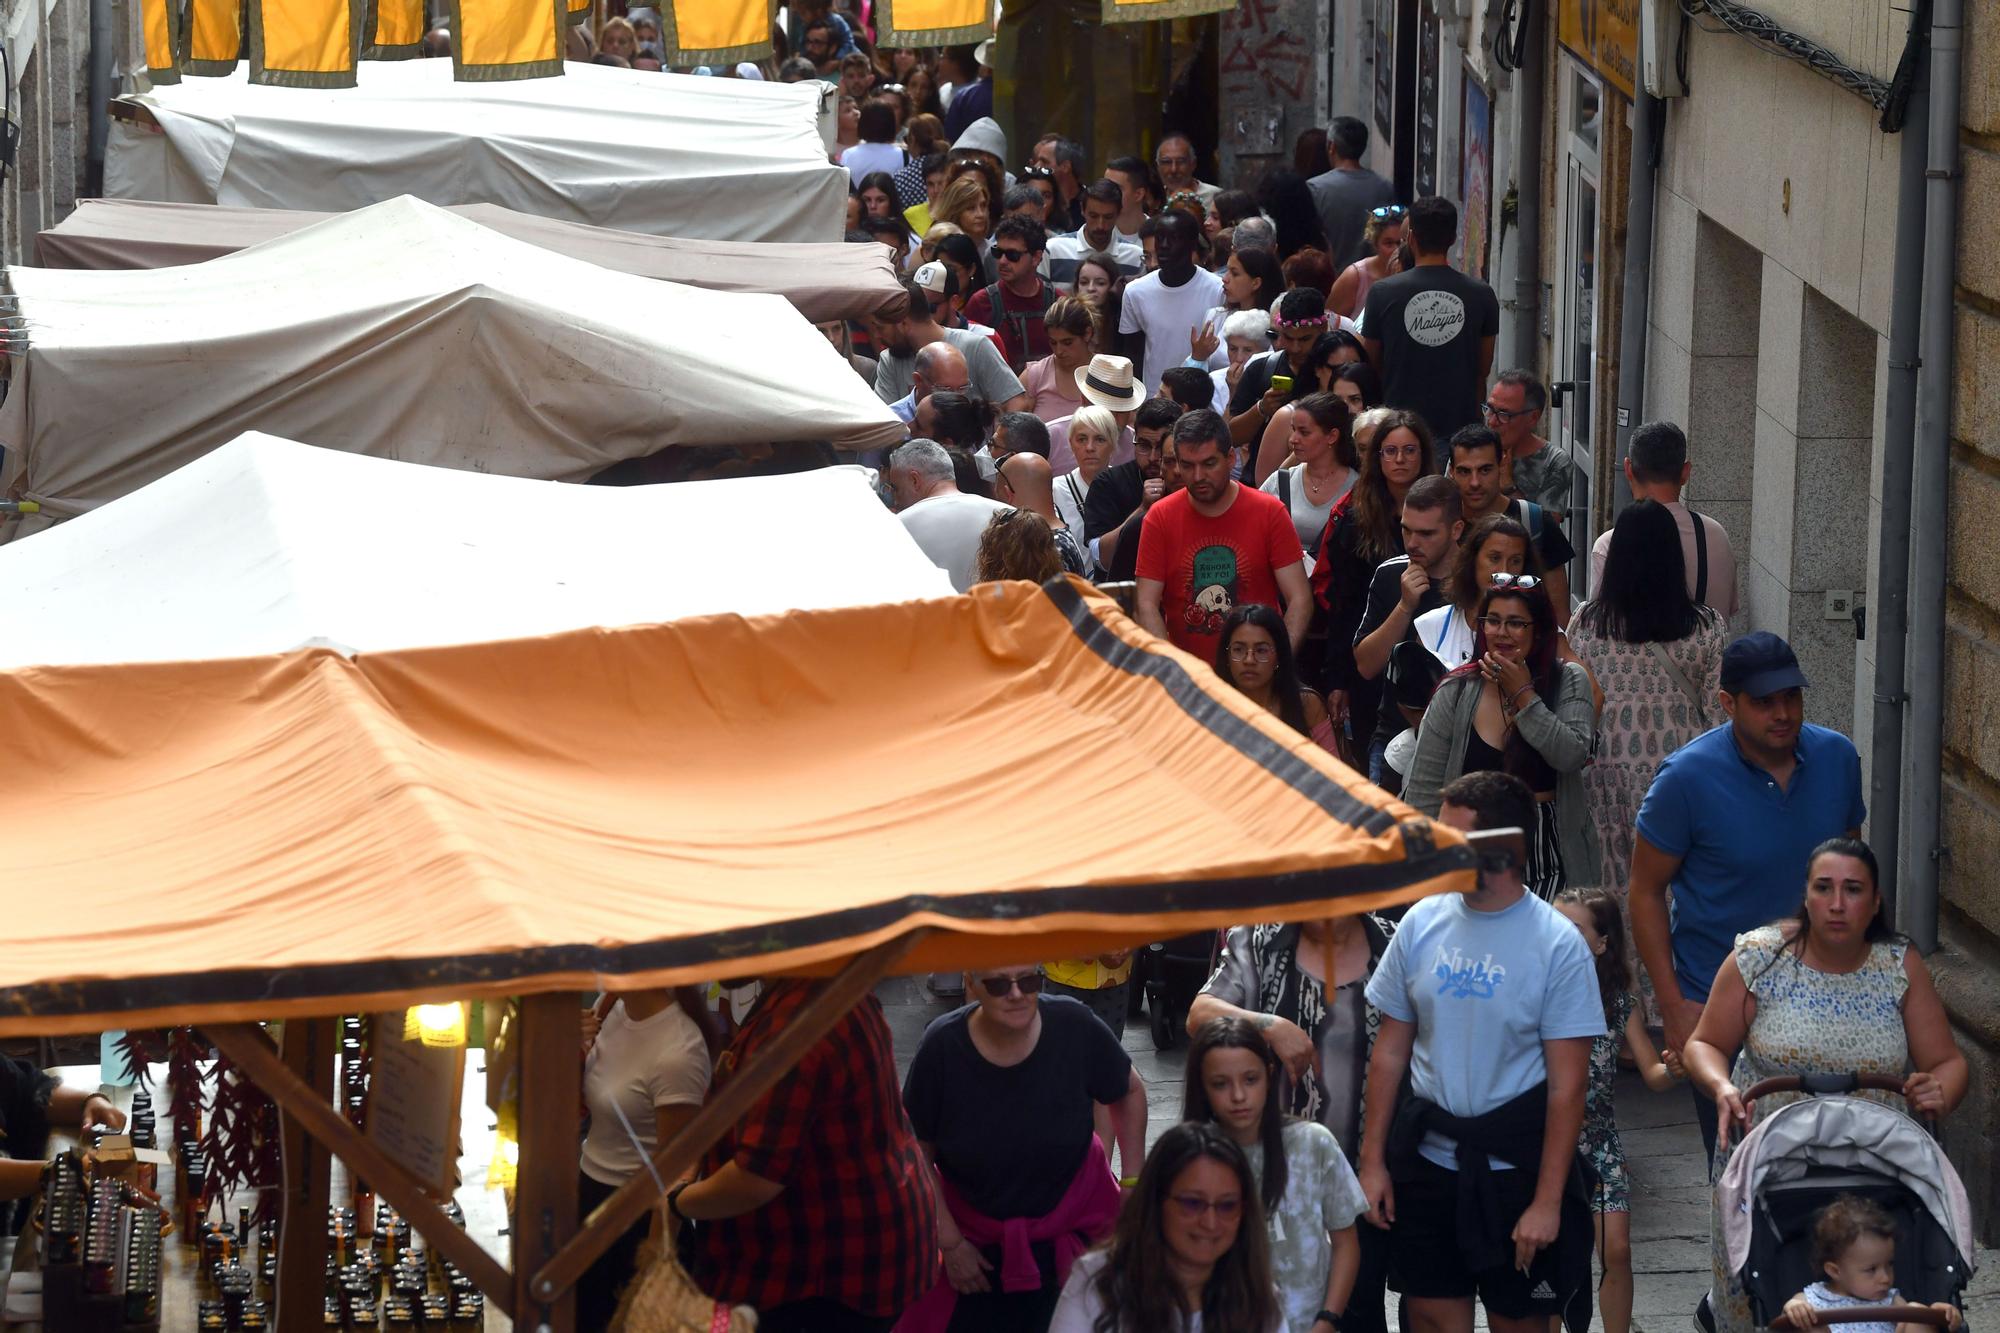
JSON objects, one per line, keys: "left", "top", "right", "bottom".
{"left": 1628, "top": 631, "right": 1864, "bottom": 1163}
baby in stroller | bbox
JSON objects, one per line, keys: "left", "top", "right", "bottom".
{"left": 1781, "top": 1196, "right": 1963, "bottom": 1333}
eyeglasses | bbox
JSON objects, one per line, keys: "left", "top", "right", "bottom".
{"left": 995, "top": 247, "right": 1030, "bottom": 262}
{"left": 977, "top": 972, "right": 1044, "bottom": 998}
{"left": 1169, "top": 1194, "right": 1243, "bottom": 1221}
{"left": 1478, "top": 615, "right": 1534, "bottom": 633}
{"left": 1481, "top": 401, "right": 1533, "bottom": 423}
{"left": 1370, "top": 205, "right": 1407, "bottom": 219}
{"left": 1489, "top": 572, "right": 1542, "bottom": 589}
{"left": 1376, "top": 444, "right": 1424, "bottom": 461}
{"left": 1227, "top": 642, "right": 1276, "bottom": 663}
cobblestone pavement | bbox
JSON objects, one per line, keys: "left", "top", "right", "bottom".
{"left": 880, "top": 976, "right": 2000, "bottom": 1332}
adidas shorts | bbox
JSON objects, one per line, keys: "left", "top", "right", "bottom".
{"left": 1385, "top": 1155, "right": 1570, "bottom": 1318}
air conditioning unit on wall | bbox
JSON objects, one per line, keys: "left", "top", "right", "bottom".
{"left": 1641, "top": 0, "right": 1691, "bottom": 97}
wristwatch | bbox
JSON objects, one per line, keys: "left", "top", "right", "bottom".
{"left": 666, "top": 1180, "right": 692, "bottom": 1221}
{"left": 1314, "top": 1311, "right": 1344, "bottom": 1333}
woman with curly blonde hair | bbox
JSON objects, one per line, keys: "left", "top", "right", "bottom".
{"left": 973, "top": 506, "right": 1064, "bottom": 584}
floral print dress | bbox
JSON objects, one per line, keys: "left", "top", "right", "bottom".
{"left": 1706, "top": 925, "right": 1910, "bottom": 1333}
{"left": 1581, "top": 989, "right": 1637, "bottom": 1213}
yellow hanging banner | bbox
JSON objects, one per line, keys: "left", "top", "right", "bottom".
{"left": 140, "top": 0, "right": 183, "bottom": 82}
{"left": 1101, "top": 0, "right": 1230, "bottom": 21}
{"left": 368, "top": 0, "right": 426, "bottom": 56}
{"left": 451, "top": 0, "right": 565, "bottom": 78}
{"left": 249, "top": 0, "right": 361, "bottom": 85}
{"left": 566, "top": 0, "right": 588, "bottom": 28}
{"left": 658, "top": 0, "right": 771, "bottom": 64}
{"left": 876, "top": 0, "right": 991, "bottom": 47}
{"left": 183, "top": 0, "right": 241, "bottom": 73}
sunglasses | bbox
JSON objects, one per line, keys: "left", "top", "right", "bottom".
{"left": 995, "top": 247, "right": 1031, "bottom": 262}
{"left": 1489, "top": 572, "right": 1542, "bottom": 589}
{"left": 977, "top": 972, "right": 1044, "bottom": 998}
{"left": 1169, "top": 1194, "right": 1243, "bottom": 1221}
{"left": 1370, "top": 205, "right": 1407, "bottom": 219}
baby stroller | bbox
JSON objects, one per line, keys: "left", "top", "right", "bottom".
{"left": 1131, "top": 932, "right": 1219, "bottom": 1050}
{"left": 1711, "top": 1072, "right": 1975, "bottom": 1329}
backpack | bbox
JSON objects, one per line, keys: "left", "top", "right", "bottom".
{"left": 979, "top": 280, "right": 1058, "bottom": 372}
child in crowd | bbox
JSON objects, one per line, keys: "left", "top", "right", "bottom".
{"left": 1184, "top": 1016, "right": 1365, "bottom": 1333}
{"left": 1783, "top": 1195, "right": 1963, "bottom": 1333}
{"left": 1554, "top": 889, "right": 1680, "bottom": 1333}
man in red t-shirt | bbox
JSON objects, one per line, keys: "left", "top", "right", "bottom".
{"left": 1134, "top": 408, "right": 1310, "bottom": 662}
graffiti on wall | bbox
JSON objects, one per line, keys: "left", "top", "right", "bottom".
{"left": 1221, "top": 0, "right": 1312, "bottom": 154}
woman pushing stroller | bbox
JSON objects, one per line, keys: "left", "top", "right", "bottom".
{"left": 1680, "top": 837, "right": 1969, "bottom": 1333}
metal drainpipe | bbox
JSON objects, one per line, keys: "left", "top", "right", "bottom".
{"left": 85, "top": 0, "right": 111, "bottom": 197}
{"left": 1870, "top": 3, "right": 1931, "bottom": 921}
{"left": 1611, "top": 87, "right": 1661, "bottom": 485}
{"left": 1499, "top": 0, "right": 1543, "bottom": 369}
{"left": 1901, "top": 0, "right": 1962, "bottom": 952}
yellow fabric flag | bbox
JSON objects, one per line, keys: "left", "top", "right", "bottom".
{"left": 451, "top": 0, "right": 564, "bottom": 79}
{"left": 249, "top": 0, "right": 361, "bottom": 85}
{"left": 876, "top": 0, "right": 991, "bottom": 46}
{"left": 183, "top": 0, "right": 241, "bottom": 73}
{"left": 658, "top": 0, "right": 771, "bottom": 65}
{"left": 139, "top": 0, "right": 182, "bottom": 82}
{"left": 1100, "top": 0, "right": 1230, "bottom": 21}
{"left": 368, "top": 0, "right": 426, "bottom": 56}
{"left": 567, "top": 0, "right": 588, "bottom": 29}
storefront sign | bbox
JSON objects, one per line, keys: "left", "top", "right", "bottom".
{"left": 1373, "top": 0, "right": 1395, "bottom": 140}
{"left": 1558, "top": 0, "right": 1638, "bottom": 98}
{"left": 1415, "top": 3, "right": 1439, "bottom": 198}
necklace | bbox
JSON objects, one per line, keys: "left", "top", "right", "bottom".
{"left": 1302, "top": 463, "right": 1345, "bottom": 499}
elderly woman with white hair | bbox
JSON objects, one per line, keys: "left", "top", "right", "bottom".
{"left": 1211, "top": 309, "right": 1272, "bottom": 415}
{"left": 1051, "top": 404, "right": 1119, "bottom": 549}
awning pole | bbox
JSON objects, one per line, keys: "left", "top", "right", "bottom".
{"left": 511, "top": 994, "right": 581, "bottom": 1333}
{"left": 528, "top": 928, "right": 932, "bottom": 1305}
{"left": 274, "top": 1018, "right": 336, "bottom": 1333}
{"left": 205, "top": 1024, "right": 518, "bottom": 1319}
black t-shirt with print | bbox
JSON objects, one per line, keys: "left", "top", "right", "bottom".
{"left": 1364, "top": 265, "right": 1500, "bottom": 446}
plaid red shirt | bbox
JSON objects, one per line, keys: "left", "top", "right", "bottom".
{"left": 693, "top": 983, "right": 939, "bottom": 1316}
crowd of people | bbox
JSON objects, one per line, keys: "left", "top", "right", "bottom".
{"left": 373, "top": 10, "right": 1982, "bottom": 1333}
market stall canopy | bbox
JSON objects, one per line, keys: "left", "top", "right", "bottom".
{"left": 0, "top": 436, "right": 948, "bottom": 669}
{"left": 0, "top": 578, "right": 1470, "bottom": 1036}
{"left": 35, "top": 199, "right": 906, "bottom": 324}
{"left": 105, "top": 59, "right": 844, "bottom": 242}
{"left": 0, "top": 197, "right": 905, "bottom": 536}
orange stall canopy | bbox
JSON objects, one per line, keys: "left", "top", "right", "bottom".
{"left": 0, "top": 579, "right": 1470, "bottom": 1036}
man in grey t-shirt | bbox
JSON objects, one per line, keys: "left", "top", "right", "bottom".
{"left": 1307, "top": 117, "right": 1397, "bottom": 264}
{"left": 867, "top": 273, "right": 1028, "bottom": 411}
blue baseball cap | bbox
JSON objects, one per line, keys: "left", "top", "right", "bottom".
{"left": 1720, "top": 631, "right": 1809, "bottom": 696}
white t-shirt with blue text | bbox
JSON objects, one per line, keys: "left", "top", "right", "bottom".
{"left": 1365, "top": 889, "right": 1604, "bottom": 1170}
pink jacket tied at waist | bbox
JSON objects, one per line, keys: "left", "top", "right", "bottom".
{"left": 895, "top": 1136, "right": 1123, "bottom": 1332}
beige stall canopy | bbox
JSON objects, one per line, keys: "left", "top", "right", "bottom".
{"left": 36, "top": 199, "right": 907, "bottom": 324}
{"left": 105, "top": 60, "right": 846, "bottom": 243}
{"left": 0, "top": 577, "right": 1471, "bottom": 1037}
{"left": 0, "top": 197, "right": 904, "bottom": 533}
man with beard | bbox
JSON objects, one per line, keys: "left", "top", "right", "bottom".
{"left": 1134, "top": 409, "right": 1310, "bottom": 659}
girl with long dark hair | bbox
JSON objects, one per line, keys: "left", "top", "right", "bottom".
{"left": 1214, "top": 604, "right": 1337, "bottom": 756}
{"left": 1681, "top": 838, "right": 1967, "bottom": 1333}
{"left": 1413, "top": 513, "right": 1541, "bottom": 671}
{"left": 1402, "top": 579, "right": 1599, "bottom": 898}
{"left": 1184, "top": 1019, "right": 1365, "bottom": 1333}
{"left": 1567, "top": 499, "right": 1726, "bottom": 894}
{"left": 1310, "top": 411, "right": 1431, "bottom": 756}
{"left": 1258, "top": 393, "right": 1358, "bottom": 554}
{"left": 1252, "top": 331, "right": 1365, "bottom": 484}
{"left": 1551, "top": 890, "right": 1679, "bottom": 1333}
{"left": 1048, "top": 1122, "right": 1283, "bottom": 1333}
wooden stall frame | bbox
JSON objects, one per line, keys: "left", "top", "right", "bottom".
{"left": 202, "top": 927, "right": 933, "bottom": 1323}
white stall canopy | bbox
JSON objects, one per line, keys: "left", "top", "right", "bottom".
{"left": 0, "top": 435, "right": 948, "bottom": 669}
{"left": 0, "top": 196, "right": 904, "bottom": 534}
{"left": 105, "top": 60, "right": 845, "bottom": 242}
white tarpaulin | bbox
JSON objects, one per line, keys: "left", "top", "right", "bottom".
{"left": 0, "top": 196, "right": 905, "bottom": 534}
{"left": 104, "top": 59, "right": 845, "bottom": 242}
{"left": 0, "top": 434, "right": 949, "bottom": 669}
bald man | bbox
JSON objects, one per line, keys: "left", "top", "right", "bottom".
{"left": 889, "top": 343, "right": 970, "bottom": 426}
{"left": 997, "top": 453, "right": 1088, "bottom": 575}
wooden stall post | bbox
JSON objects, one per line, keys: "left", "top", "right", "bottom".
{"left": 275, "top": 1018, "right": 336, "bottom": 1333}
{"left": 512, "top": 994, "right": 582, "bottom": 1333}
